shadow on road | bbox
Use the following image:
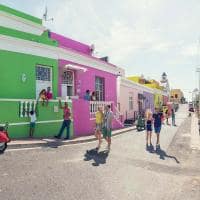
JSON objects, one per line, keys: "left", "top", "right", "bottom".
{"left": 84, "top": 148, "right": 109, "bottom": 166}
{"left": 155, "top": 148, "right": 180, "bottom": 164}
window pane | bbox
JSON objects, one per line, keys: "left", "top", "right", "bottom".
{"left": 36, "top": 66, "right": 51, "bottom": 81}
{"left": 95, "top": 77, "right": 105, "bottom": 101}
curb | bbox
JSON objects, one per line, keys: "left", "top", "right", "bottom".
{"left": 8, "top": 127, "right": 136, "bottom": 150}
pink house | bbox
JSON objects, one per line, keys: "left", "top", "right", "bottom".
{"left": 118, "top": 77, "right": 155, "bottom": 123}
{"left": 50, "top": 32, "right": 124, "bottom": 136}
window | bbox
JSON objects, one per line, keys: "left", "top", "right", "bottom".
{"left": 95, "top": 77, "right": 105, "bottom": 101}
{"left": 35, "top": 65, "right": 52, "bottom": 98}
{"left": 36, "top": 66, "right": 51, "bottom": 81}
{"left": 129, "top": 96, "right": 133, "bottom": 110}
{"left": 62, "top": 70, "right": 74, "bottom": 96}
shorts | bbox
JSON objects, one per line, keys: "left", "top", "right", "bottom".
{"left": 146, "top": 124, "right": 152, "bottom": 132}
{"left": 102, "top": 127, "right": 112, "bottom": 138}
{"left": 30, "top": 122, "right": 36, "bottom": 128}
{"left": 154, "top": 126, "right": 161, "bottom": 134}
{"left": 96, "top": 123, "right": 102, "bottom": 131}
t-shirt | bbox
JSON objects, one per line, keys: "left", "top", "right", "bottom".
{"left": 95, "top": 111, "right": 103, "bottom": 124}
{"left": 84, "top": 94, "right": 90, "bottom": 101}
{"left": 30, "top": 113, "right": 37, "bottom": 123}
{"left": 153, "top": 112, "right": 162, "bottom": 127}
{"left": 63, "top": 108, "right": 71, "bottom": 120}
{"left": 104, "top": 111, "right": 113, "bottom": 129}
{"left": 46, "top": 92, "right": 52, "bottom": 100}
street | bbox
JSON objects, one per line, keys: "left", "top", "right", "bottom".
{"left": 0, "top": 105, "right": 199, "bottom": 200}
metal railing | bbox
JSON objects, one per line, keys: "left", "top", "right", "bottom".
{"left": 89, "top": 101, "right": 113, "bottom": 119}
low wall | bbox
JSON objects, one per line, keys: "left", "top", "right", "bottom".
{"left": 0, "top": 99, "right": 73, "bottom": 139}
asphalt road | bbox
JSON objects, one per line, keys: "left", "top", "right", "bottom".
{"left": 0, "top": 105, "right": 199, "bottom": 200}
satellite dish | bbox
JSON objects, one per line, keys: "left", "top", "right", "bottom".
{"left": 43, "top": 6, "right": 53, "bottom": 22}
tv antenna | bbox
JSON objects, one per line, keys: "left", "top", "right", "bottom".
{"left": 43, "top": 6, "right": 53, "bottom": 22}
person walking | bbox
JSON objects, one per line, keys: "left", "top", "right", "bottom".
{"left": 94, "top": 107, "right": 104, "bottom": 150}
{"left": 55, "top": 99, "right": 71, "bottom": 140}
{"left": 103, "top": 105, "right": 113, "bottom": 151}
{"left": 171, "top": 108, "right": 176, "bottom": 126}
{"left": 153, "top": 108, "right": 163, "bottom": 151}
{"left": 145, "top": 109, "right": 153, "bottom": 151}
{"left": 165, "top": 108, "right": 170, "bottom": 125}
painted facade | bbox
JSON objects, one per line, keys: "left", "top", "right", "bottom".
{"left": 50, "top": 32, "right": 123, "bottom": 136}
{"left": 0, "top": 4, "right": 173, "bottom": 139}
{"left": 0, "top": 4, "right": 74, "bottom": 138}
{"left": 118, "top": 78, "right": 155, "bottom": 122}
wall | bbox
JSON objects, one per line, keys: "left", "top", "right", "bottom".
{"left": 119, "top": 84, "right": 138, "bottom": 120}
{"left": 0, "top": 50, "right": 58, "bottom": 99}
{"left": 0, "top": 26, "right": 58, "bottom": 46}
{"left": 0, "top": 100, "right": 73, "bottom": 138}
{"left": 154, "top": 93, "right": 163, "bottom": 109}
{"left": 50, "top": 32, "right": 91, "bottom": 55}
{"left": 143, "top": 91, "right": 154, "bottom": 112}
{"left": 58, "top": 60, "right": 117, "bottom": 104}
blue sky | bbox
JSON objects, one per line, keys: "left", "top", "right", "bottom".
{"left": 1, "top": 0, "right": 200, "bottom": 99}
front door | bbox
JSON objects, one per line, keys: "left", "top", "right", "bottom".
{"left": 36, "top": 65, "right": 52, "bottom": 99}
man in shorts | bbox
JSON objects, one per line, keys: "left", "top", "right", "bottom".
{"left": 153, "top": 108, "right": 163, "bottom": 150}
{"left": 103, "top": 105, "right": 113, "bottom": 151}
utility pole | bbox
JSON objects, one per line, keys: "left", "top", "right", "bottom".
{"left": 196, "top": 68, "right": 200, "bottom": 135}
{"left": 196, "top": 68, "right": 200, "bottom": 119}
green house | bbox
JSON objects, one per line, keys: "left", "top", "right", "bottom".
{"left": 0, "top": 4, "right": 73, "bottom": 138}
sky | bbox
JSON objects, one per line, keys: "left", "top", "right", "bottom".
{"left": 1, "top": 0, "right": 200, "bottom": 99}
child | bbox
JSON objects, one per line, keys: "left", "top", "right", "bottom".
{"left": 39, "top": 89, "right": 47, "bottom": 106}
{"left": 29, "top": 111, "right": 36, "bottom": 138}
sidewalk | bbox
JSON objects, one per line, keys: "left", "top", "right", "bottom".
{"left": 191, "top": 113, "right": 200, "bottom": 150}
{"left": 8, "top": 126, "right": 136, "bottom": 150}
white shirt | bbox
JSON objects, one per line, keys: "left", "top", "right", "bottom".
{"left": 104, "top": 110, "right": 113, "bottom": 129}
{"left": 30, "top": 113, "right": 37, "bottom": 123}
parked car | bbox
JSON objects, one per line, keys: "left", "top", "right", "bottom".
{"left": 189, "top": 107, "right": 194, "bottom": 112}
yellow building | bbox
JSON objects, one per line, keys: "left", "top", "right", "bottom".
{"left": 170, "top": 89, "right": 184, "bottom": 103}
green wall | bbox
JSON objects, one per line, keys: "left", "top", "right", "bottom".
{"left": 0, "top": 4, "right": 42, "bottom": 24}
{"left": 0, "top": 100, "right": 73, "bottom": 138}
{"left": 0, "top": 50, "right": 58, "bottom": 99}
{"left": 0, "top": 26, "right": 58, "bottom": 47}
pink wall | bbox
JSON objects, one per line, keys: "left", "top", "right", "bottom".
{"left": 119, "top": 84, "right": 139, "bottom": 120}
{"left": 58, "top": 60, "right": 117, "bottom": 104}
{"left": 50, "top": 32, "right": 91, "bottom": 55}
{"left": 73, "top": 99, "right": 123, "bottom": 136}
{"left": 72, "top": 99, "right": 94, "bottom": 136}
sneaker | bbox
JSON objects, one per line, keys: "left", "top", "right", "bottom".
{"left": 64, "top": 137, "right": 69, "bottom": 140}
{"left": 54, "top": 136, "right": 61, "bottom": 139}
{"left": 156, "top": 144, "right": 160, "bottom": 151}
{"left": 150, "top": 143, "right": 154, "bottom": 150}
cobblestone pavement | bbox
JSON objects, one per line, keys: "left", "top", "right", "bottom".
{"left": 0, "top": 105, "right": 199, "bottom": 200}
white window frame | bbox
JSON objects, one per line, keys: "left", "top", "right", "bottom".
{"left": 35, "top": 65, "right": 52, "bottom": 98}
{"left": 61, "top": 70, "right": 75, "bottom": 97}
{"left": 95, "top": 76, "right": 105, "bottom": 101}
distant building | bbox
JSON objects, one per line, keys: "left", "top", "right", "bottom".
{"left": 170, "top": 89, "right": 184, "bottom": 103}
